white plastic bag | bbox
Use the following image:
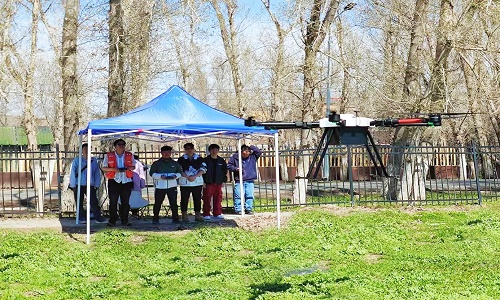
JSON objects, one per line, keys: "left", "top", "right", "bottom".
{"left": 119, "top": 191, "right": 149, "bottom": 209}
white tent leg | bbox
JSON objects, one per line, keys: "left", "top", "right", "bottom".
{"left": 76, "top": 135, "right": 83, "bottom": 225}
{"left": 237, "top": 139, "right": 244, "bottom": 217}
{"left": 274, "top": 133, "right": 280, "bottom": 229}
{"left": 86, "top": 130, "right": 92, "bottom": 245}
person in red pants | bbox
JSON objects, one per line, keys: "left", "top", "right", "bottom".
{"left": 202, "top": 144, "right": 228, "bottom": 220}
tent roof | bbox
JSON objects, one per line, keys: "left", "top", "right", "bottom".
{"left": 79, "top": 85, "right": 273, "bottom": 139}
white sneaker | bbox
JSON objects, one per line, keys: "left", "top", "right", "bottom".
{"left": 214, "top": 215, "right": 225, "bottom": 220}
{"left": 203, "top": 216, "right": 211, "bottom": 221}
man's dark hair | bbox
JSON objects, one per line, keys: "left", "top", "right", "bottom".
{"left": 241, "top": 144, "right": 250, "bottom": 151}
{"left": 113, "top": 139, "right": 126, "bottom": 146}
{"left": 82, "top": 143, "right": 88, "bottom": 149}
{"left": 161, "top": 145, "right": 173, "bottom": 152}
{"left": 208, "top": 144, "right": 220, "bottom": 151}
{"left": 184, "top": 142, "right": 194, "bottom": 149}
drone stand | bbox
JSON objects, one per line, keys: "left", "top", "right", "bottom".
{"left": 307, "top": 127, "right": 390, "bottom": 179}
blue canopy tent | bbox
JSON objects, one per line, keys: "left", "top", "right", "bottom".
{"left": 77, "top": 85, "right": 282, "bottom": 244}
{"left": 78, "top": 85, "right": 272, "bottom": 139}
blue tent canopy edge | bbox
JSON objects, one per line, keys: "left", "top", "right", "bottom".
{"left": 78, "top": 85, "right": 274, "bottom": 139}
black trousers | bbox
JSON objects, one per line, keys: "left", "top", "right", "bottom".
{"left": 153, "top": 187, "right": 178, "bottom": 220}
{"left": 73, "top": 185, "right": 102, "bottom": 220}
{"left": 180, "top": 186, "right": 202, "bottom": 212}
{"left": 108, "top": 180, "right": 133, "bottom": 224}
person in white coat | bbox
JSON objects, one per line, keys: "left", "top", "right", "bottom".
{"left": 177, "top": 142, "right": 207, "bottom": 222}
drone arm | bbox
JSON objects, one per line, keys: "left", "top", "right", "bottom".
{"left": 370, "top": 115, "right": 441, "bottom": 127}
{"left": 245, "top": 118, "right": 320, "bottom": 129}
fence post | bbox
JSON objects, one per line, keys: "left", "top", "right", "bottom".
{"left": 471, "top": 142, "right": 482, "bottom": 205}
{"left": 347, "top": 145, "right": 354, "bottom": 207}
{"left": 56, "top": 144, "right": 61, "bottom": 217}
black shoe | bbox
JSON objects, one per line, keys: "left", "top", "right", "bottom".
{"left": 245, "top": 210, "right": 253, "bottom": 215}
{"left": 107, "top": 222, "right": 116, "bottom": 227}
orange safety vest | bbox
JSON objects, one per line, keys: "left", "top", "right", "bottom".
{"left": 105, "top": 151, "right": 134, "bottom": 179}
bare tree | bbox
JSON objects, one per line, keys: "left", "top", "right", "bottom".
{"left": 208, "top": 0, "right": 245, "bottom": 117}
{"left": 260, "top": 0, "right": 297, "bottom": 181}
{"left": 3, "top": 0, "right": 41, "bottom": 150}
{"left": 108, "top": 0, "right": 125, "bottom": 117}
{"left": 123, "top": 0, "right": 154, "bottom": 111}
{"left": 292, "top": 0, "right": 342, "bottom": 203}
{"left": 61, "top": 0, "right": 81, "bottom": 151}
{"left": 382, "top": 0, "right": 429, "bottom": 201}
{"left": 0, "top": 0, "right": 15, "bottom": 114}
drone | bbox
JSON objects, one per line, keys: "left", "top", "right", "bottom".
{"left": 245, "top": 112, "right": 443, "bottom": 179}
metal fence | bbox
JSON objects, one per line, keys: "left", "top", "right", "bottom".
{"left": 0, "top": 143, "right": 499, "bottom": 217}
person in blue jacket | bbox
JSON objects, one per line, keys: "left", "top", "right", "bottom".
{"left": 227, "top": 144, "right": 262, "bottom": 214}
{"left": 69, "top": 143, "right": 105, "bottom": 223}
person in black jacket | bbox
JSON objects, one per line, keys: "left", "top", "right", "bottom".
{"left": 202, "top": 144, "right": 228, "bottom": 220}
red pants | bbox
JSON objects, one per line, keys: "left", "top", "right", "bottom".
{"left": 203, "top": 184, "right": 223, "bottom": 217}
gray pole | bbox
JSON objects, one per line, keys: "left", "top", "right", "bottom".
{"left": 472, "top": 142, "right": 482, "bottom": 205}
{"left": 323, "top": 28, "right": 332, "bottom": 180}
{"left": 322, "top": 3, "right": 356, "bottom": 181}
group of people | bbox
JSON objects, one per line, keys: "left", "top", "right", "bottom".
{"left": 69, "top": 139, "right": 262, "bottom": 226}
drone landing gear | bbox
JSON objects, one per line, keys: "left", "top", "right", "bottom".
{"left": 307, "top": 127, "right": 390, "bottom": 179}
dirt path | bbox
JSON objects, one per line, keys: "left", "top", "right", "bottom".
{"left": 0, "top": 212, "right": 295, "bottom": 233}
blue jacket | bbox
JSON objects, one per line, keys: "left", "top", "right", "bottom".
{"left": 69, "top": 157, "right": 101, "bottom": 188}
{"left": 227, "top": 145, "right": 262, "bottom": 182}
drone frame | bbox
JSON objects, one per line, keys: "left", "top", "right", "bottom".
{"left": 245, "top": 112, "right": 442, "bottom": 179}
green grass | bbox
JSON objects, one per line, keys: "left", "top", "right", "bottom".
{"left": 2, "top": 204, "right": 500, "bottom": 299}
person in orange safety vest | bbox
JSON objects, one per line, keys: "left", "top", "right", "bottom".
{"left": 100, "top": 139, "right": 136, "bottom": 226}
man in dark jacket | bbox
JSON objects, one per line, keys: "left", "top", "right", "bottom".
{"left": 149, "top": 145, "right": 182, "bottom": 224}
{"left": 202, "top": 144, "right": 228, "bottom": 220}
{"left": 227, "top": 144, "right": 261, "bottom": 214}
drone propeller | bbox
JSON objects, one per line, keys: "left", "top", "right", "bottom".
{"left": 409, "top": 112, "right": 479, "bottom": 118}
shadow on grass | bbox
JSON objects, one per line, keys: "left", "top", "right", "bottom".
{"left": 58, "top": 216, "right": 240, "bottom": 236}
{"left": 249, "top": 282, "right": 291, "bottom": 300}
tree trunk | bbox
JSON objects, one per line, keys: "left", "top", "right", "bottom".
{"left": 61, "top": 0, "right": 80, "bottom": 151}
{"left": 59, "top": 0, "right": 81, "bottom": 213}
{"left": 459, "top": 53, "right": 494, "bottom": 178}
{"left": 293, "top": 0, "right": 341, "bottom": 204}
{"left": 427, "top": 0, "right": 453, "bottom": 106}
{"left": 209, "top": 0, "right": 245, "bottom": 117}
{"left": 384, "top": 0, "right": 429, "bottom": 201}
{"left": 108, "top": 0, "right": 125, "bottom": 117}
{"left": 398, "top": 142, "right": 431, "bottom": 203}
{"left": 23, "top": 0, "right": 41, "bottom": 151}
{"left": 125, "top": 0, "right": 154, "bottom": 111}
{"left": 25, "top": 0, "right": 42, "bottom": 213}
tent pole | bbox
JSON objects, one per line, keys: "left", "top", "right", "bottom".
{"left": 86, "top": 130, "right": 92, "bottom": 245}
{"left": 76, "top": 135, "right": 83, "bottom": 224}
{"left": 237, "top": 139, "right": 244, "bottom": 217}
{"left": 274, "top": 132, "right": 281, "bottom": 229}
